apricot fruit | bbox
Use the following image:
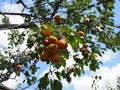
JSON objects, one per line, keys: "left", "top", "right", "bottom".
{"left": 16, "top": 64, "right": 22, "bottom": 70}
{"left": 41, "top": 25, "right": 51, "bottom": 37}
{"left": 41, "top": 29, "right": 51, "bottom": 37}
{"left": 83, "top": 18, "right": 90, "bottom": 24}
{"left": 35, "top": 46, "right": 39, "bottom": 51}
{"left": 50, "top": 53, "right": 61, "bottom": 62}
{"left": 57, "top": 39, "right": 68, "bottom": 50}
{"left": 70, "top": 67, "right": 76, "bottom": 72}
{"left": 48, "top": 36, "right": 58, "bottom": 44}
{"left": 78, "top": 31, "right": 85, "bottom": 37}
{"left": 41, "top": 25, "right": 48, "bottom": 30}
{"left": 54, "top": 14, "right": 62, "bottom": 24}
{"left": 40, "top": 50, "right": 50, "bottom": 62}
{"left": 34, "top": 58, "right": 38, "bottom": 63}
{"left": 46, "top": 44, "right": 58, "bottom": 55}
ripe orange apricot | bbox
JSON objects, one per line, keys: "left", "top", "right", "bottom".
{"left": 41, "top": 25, "right": 51, "bottom": 37}
{"left": 80, "top": 47, "right": 90, "bottom": 54}
{"left": 57, "top": 39, "right": 68, "bottom": 50}
{"left": 34, "top": 58, "right": 38, "bottom": 63}
{"left": 40, "top": 50, "right": 50, "bottom": 62}
{"left": 34, "top": 46, "right": 39, "bottom": 51}
{"left": 78, "top": 31, "right": 85, "bottom": 37}
{"left": 50, "top": 53, "right": 61, "bottom": 62}
{"left": 70, "top": 67, "right": 76, "bottom": 72}
{"left": 41, "top": 29, "right": 51, "bottom": 37}
{"left": 46, "top": 44, "right": 59, "bottom": 55}
{"left": 54, "top": 14, "right": 62, "bottom": 20}
{"left": 48, "top": 36, "right": 58, "bottom": 44}
{"left": 54, "top": 14, "right": 62, "bottom": 24}
{"left": 16, "top": 64, "right": 22, "bottom": 70}
{"left": 83, "top": 18, "right": 90, "bottom": 24}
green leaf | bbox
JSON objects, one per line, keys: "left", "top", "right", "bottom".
{"left": 89, "top": 60, "right": 99, "bottom": 71}
{"left": 76, "top": 68, "right": 81, "bottom": 76}
{"left": 55, "top": 72, "right": 61, "bottom": 80}
{"left": 30, "top": 64, "right": 37, "bottom": 74}
{"left": 89, "top": 63, "right": 96, "bottom": 71}
{"left": 66, "top": 73, "right": 71, "bottom": 83}
{"left": 59, "top": 49, "right": 69, "bottom": 59}
{"left": 24, "top": 71, "right": 30, "bottom": 76}
{"left": 60, "top": 58, "right": 66, "bottom": 68}
{"left": 51, "top": 80, "right": 62, "bottom": 90}
{"left": 70, "top": 40, "right": 78, "bottom": 52}
{"left": 61, "top": 70, "right": 66, "bottom": 78}
{"left": 38, "top": 73, "right": 49, "bottom": 89}
{"left": 97, "top": 6, "right": 102, "bottom": 13}
{"left": 27, "top": 78, "right": 31, "bottom": 85}
{"left": 31, "top": 76, "right": 37, "bottom": 82}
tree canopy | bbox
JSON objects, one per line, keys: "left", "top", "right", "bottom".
{"left": 0, "top": 0, "right": 120, "bottom": 90}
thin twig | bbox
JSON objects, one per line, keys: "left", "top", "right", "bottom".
{"left": 50, "top": 0, "right": 63, "bottom": 18}
{"left": 16, "top": 0, "right": 31, "bottom": 9}
{"left": 20, "top": 79, "right": 40, "bottom": 90}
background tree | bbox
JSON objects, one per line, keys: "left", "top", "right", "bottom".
{"left": 0, "top": 0, "right": 120, "bottom": 90}
{"left": 102, "top": 76, "right": 120, "bottom": 90}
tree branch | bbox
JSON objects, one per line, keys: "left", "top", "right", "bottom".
{"left": 21, "top": 79, "right": 40, "bottom": 90}
{"left": 50, "top": 0, "right": 63, "bottom": 18}
{"left": 16, "top": 0, "right": 31, "bottom": 9}
{"left": 82, "top": 0, "right": 112, "bottom": 11}
{"left": 0, "top": 12, "right": 35, "bottom": 18}
{"left": 0, "top": 84, "right": 13, "bottom": 90}
{"left": 0, "top": 23, "right": 30, "bottom": 30}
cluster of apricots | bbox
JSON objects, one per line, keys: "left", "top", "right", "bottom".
{"left": 69, "top": 30, "right": 90, "bottom": 72}
{"left": 80, "top": 43, "right": 90, "bottom": 58}
{"left": 40, "top": 14, "right": 68, "bottom": 63}
{"left": 15, "top": 14, "right": 64, "bottom": 70}
{"left": 77, "top": 30, "right": 90, "bottom": 58}
{"left": 41, "top": 35, "right": 68, "bottom": 63}
{"left": 16, "top": 16, "right": 91, "bottom": 70}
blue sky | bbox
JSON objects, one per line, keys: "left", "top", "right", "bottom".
{"left": 0, "top": 0, "right": 120, "bottom": 90}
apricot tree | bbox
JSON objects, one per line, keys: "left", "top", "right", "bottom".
{"left": 0, "top": 0, "right": 120, "bottom": 90}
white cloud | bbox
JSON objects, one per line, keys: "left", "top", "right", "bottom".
{"left": 71, "top": 76, "right": 93, "bottom": 90}
{"left": 60, "top": 50, "right": 119, "bottom": 90}
{"left": 8, "top": 15, "right": 24, "bottom": 24}
{"left": 98, "top": 50, "right": 117, "bottom": 62}
{"left": 0, "top": 30, "right": 9, "bottom": 47}
{"left": 66, "top": 63, "right": 120, "bottom": 90}
{"left": 2, "top": 73, "right": 25, "bottom": 89}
